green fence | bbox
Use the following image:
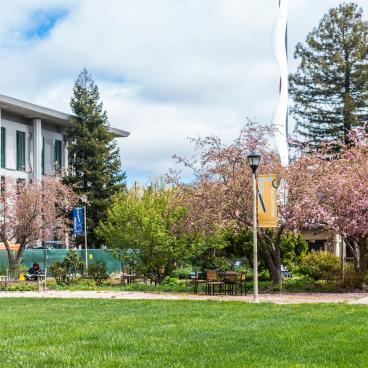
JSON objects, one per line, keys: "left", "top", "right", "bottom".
{"left": 0, "top": 249, "right": 122, "bottom": 275}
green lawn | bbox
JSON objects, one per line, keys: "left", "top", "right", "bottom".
{"left": 0, "top": 299, "right": 367, "bottom": 367}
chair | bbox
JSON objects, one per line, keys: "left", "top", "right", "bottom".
{"left": 191, "top": 271, "right": 206, "bottom": 294}
{"left": 236, "top": 272, "right": 247, "bottom": 296}
{"left": 121, "top": 267, "right": 137, "bottom": 285}
{"left": 223, "top": 271, "right": 237, "bottom": 295}
{"left": 205, "top": 271, "right": 224, "bottom": 295}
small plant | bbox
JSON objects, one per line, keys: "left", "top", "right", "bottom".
{"left": 87, "top": 262, "right": 108, "bottom": 285}
{"left": 298, "top": 251, "right": 340, "bottom": 281}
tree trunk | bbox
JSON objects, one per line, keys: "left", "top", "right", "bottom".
{"left": 258, "top": 231, "right": 283, "bottom": 286}
{"left": 356, "top": 237, "right": 368, "bottom": 286}
{"left": 263, "top": 249, "right": 282, "bottom": 285}
{"left": 4, "top": 239, "right": 24, "bottom": 273}
{"left": 346, "top": 237, "right": 367, "bottom": 288}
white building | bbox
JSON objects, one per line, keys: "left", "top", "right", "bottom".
{"left": 0, "top": 94, "right": 129, "bottom": 181}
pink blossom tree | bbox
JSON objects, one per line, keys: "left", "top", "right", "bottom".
{"left": 173, "top": 120, "right": 368, "bottom": 285}
{"left": 171, "top": 120, "right": 292, "bottom": 284}
{"left": 286, "top": 132, "right": 368, "bottom": 281}
{"left": 0, "top": 177, "right": 77, "bottom": 271}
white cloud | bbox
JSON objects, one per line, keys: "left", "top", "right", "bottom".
{"left": 0, "top": 0, "right": 366, "bottom": 184}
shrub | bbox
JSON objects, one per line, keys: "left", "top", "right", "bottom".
{"left": 49, "top": 251, "right": 85, "bottom": 285}
{"left": 0, "top": 282, "right": 38, "bottom": 292}
{"left": 49, "top": 261, "right": 67, "bottom": 284}
{"left": 282, "top": 276, "right": 341, "bottom": 293}
{"left": 161, "top": 277, "right": 181, "bottom": 286}
{"left": 339, "top": 263, "right": 366, "bottom": 289}
{"left": 170, "top": 266, "right": 192, "bottom": 279}
{"left": 87, "top": 262, "right": 108, "bottom": 285}
{"left": 63, "top": 251, "right": 85, "bottom": 281}
{"left": 298, "top": 251, "right": 340, "bottom": 281}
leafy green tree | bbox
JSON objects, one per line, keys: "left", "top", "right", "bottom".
{"left": 190, "top": 230, "right": 232, "bottom": 271}
{"left": 96, "top": 185, "right": 196, "bottom": 283}
{"left": 65, "top": 69, "right": 126, "bottom": 246}
{"left": 279, "top": 232, "right": 308, "bottom": 271}
{"left": 290, "top": 3, "right": 368, "bottom": 150}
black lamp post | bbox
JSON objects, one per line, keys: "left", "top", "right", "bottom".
{"left": 247, "top": 151, "right": 261, "bottom": 303}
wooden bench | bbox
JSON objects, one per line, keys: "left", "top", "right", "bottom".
{"left": 0, "top": 271, "right": 46, "bottom": 292}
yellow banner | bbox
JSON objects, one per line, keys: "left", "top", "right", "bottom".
{"left": 257, "top": 174, "right": 278, "bottom": 228}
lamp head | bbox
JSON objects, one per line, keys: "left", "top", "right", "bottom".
{"left": 247, "top": 151, "right": 261, "bottom": 174}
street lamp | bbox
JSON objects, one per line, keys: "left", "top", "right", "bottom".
{"left": 247, "top": 151, "right": 261, "bottom": 303}
{"left": 80, "top": 194, "right": 88, "bottom": 270}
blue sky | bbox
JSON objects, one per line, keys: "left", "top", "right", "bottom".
{"left": 0, "top": 0, "right": 367, "bottom": 185}
{"left": 22, "top": 8, "right": 68, "bottom": 40}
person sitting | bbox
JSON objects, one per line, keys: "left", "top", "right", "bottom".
{"left": 26, "top": 263, "right": 42, "bottom": 281}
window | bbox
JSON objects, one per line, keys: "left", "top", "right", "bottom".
{"left": 54, "top": 139, "right": 62, "bottom": 171}
{"left": 16, "top": 131, "right": 26, "bottom": 171}
{"left": 0, "top": 127, "right": 5, "bottom": 169}
{"left": 42, "top": 137, "right": 45, "bottom": 175}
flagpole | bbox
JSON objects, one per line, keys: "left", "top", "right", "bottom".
{"left": 84, "top": 205, "right": 87, "bottom": 270}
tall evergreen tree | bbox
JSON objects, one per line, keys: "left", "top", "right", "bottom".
{"left": 289, "top": 3, "right": 368, "bottom": 151}
{"left": 65, "top": 69, "right": 126, "bottom": 247}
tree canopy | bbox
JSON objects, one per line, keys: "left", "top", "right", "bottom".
{"left": 0, "top": 177, "right": 77, "bottom": 270}
{"left": 96, "top": 185, "right": 196, "bottom": 282}
{"left": 289, "top": 3, "right": 368, "bottom": 150}
{"left": 64, "top": 69, "right": 126, "bottom": 247}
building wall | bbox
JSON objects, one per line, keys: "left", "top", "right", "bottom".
{"left": 1, "top": 110, "right": 66, "bottom": 180}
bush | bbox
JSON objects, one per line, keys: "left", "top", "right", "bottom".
{"left": 161, "top": 277, "right": 181, "bottom": 286}
{"left": 0, "top": 282, "right": 38, "bottom": 292}
{"left": 87, "top": 262, "right": 108, "bottom": 285}
{"left": 63, "top": 251, "right": 85, "bottom": 280}
{"left": 339, "top": 263, "right": 367, "bottom": 289}
{"left": 282, "top": 276, "right": 341, "bottom": 293}
{"left": 170, "top": 266, "right": 192, "bottom": 279}
{"left": 49, "top": 251, "right": 85, "bottom": 285}
{"left": 49, "top": 261, "right": 67, "bottom": 284}
{"left": 298, "top": 251, "right": 340, "bottom": 281}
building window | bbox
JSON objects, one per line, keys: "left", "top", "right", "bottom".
{"left": 1, "top": 127, "right": 5, "bottom": 169}
{"left": 54, "top": 139, "right": 62, "bottom": 171}
{"left": 42, "top": 137, "right": 45, "bottom": 175}
{"left": 16, "top": 131, "right": 26, "bottom": 171}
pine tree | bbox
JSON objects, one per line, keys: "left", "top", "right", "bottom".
{"left": 289, "top": 3, "right": 368, "bottom": 151}
{"left": 65, "top": 69, "right": 126, "bottom": 247}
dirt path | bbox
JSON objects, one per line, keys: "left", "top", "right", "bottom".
{"left": 0, "top": 290, "right": 367, "bottom": 304}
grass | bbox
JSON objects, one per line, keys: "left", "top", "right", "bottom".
{"left": 0, "top": 299, "right": 367, "bottom": 367}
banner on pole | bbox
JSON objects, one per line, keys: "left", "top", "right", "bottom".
{"left": 257, "top": 174, "right": 278, "bottom": 228}
{"left": 73, "top": 207, "right": 84, "bottom": 236}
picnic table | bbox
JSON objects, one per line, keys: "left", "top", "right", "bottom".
{"left": 191, "top": 271, "right": 247, "bottom": 296}
{"left": 120, "top": 274, "right": 137, "bottom": 284}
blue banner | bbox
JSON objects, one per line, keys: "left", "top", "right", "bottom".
{"left": 73, "top": 207, "right": 84, "bottom": 236}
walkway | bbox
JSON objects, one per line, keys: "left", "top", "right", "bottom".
{"left": 0, "top": 290, "right": 368, "bottom": 304}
